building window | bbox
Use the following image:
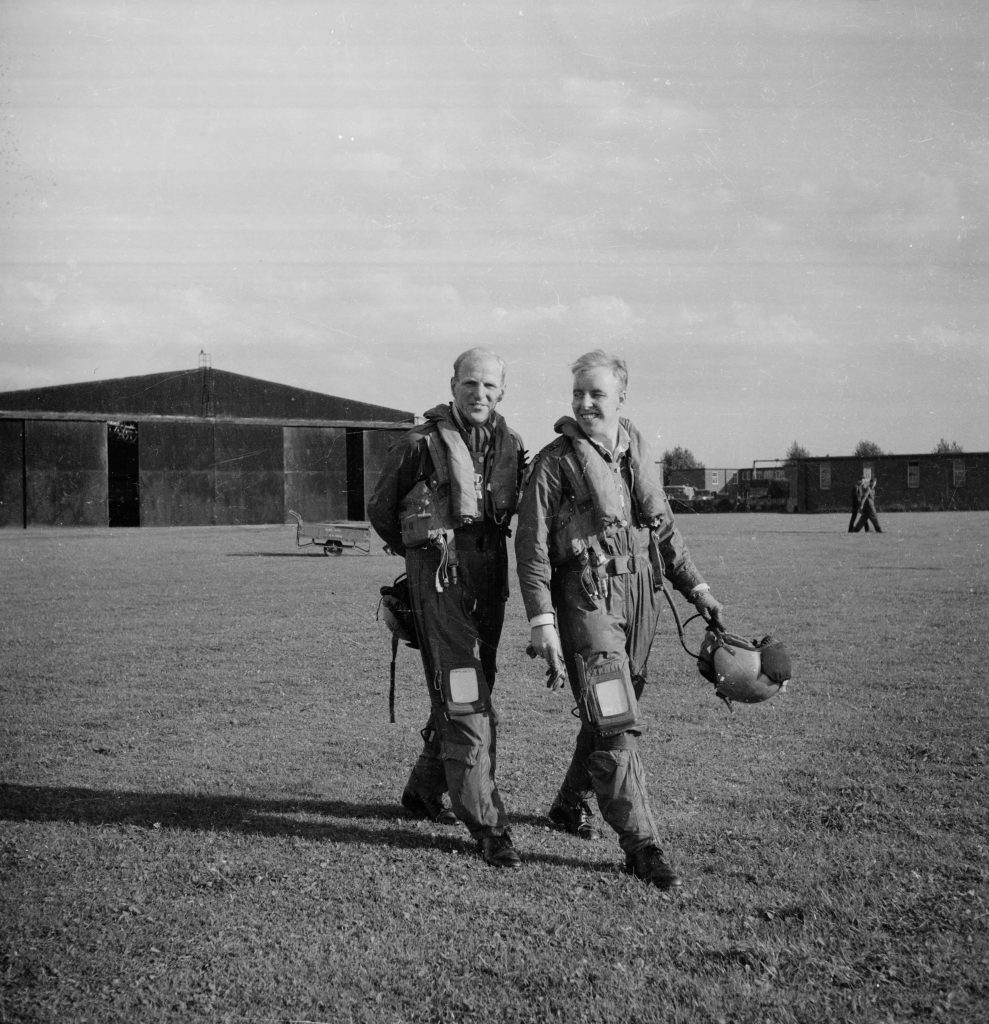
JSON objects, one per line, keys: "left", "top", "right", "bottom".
{"left": 908, "top": 461, "right": 920, "bottom": 488}
{"left": 819, "top": 463, "right": 831, "bottom": 490}
{"left": 953, "top": 459, "right": 966, "bottom": 487}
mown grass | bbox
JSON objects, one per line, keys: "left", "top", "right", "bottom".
{"left": 1, "top": 513, "right": 987, "bottom": 1023}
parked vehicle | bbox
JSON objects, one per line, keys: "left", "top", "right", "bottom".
{"left": 692, "top": 489, "right": 716, "bottom": 512}
{"left": 663, "top": 484, "right": 695, "bottom": 510}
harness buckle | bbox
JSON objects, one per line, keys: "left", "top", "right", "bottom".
{"left": 604, "top": 554, "right": 637, "bottom": 576}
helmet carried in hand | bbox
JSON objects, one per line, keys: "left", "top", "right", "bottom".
{"left": 697, "top": 629, "right": 792, "bottom": 709}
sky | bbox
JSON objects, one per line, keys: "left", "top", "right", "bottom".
{"left": 1, "top": 0, "right": 986, "bottom": 466}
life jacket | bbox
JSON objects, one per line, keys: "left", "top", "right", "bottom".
{"left": 551, "top": 417, "right": 668, "bottom": 582}
{"left": 399, "top": 405, "right": 521, "bottom": 549}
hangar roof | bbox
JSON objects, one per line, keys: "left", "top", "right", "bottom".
{"left": 0, "top": 367, "right": 414, "bottom": 425}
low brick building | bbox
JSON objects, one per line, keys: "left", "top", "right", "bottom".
{"left": 662, "top": 454, "right": 988, "bottom": 513}
{"left": 788, "top": 452, "right": 988, "bottom": 514}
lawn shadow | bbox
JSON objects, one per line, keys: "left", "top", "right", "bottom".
{"left": 225, "top": 551, "right": 345, "bottom": 558}
{"left": 0, "top": 783, "right": 610, "bottom": 874}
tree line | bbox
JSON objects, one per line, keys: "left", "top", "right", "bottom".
{"left": 782, "top": 438, "right": 964, "bottom": 462}
{"left": 662, "top": 438, "right": 965, "bottom": 472}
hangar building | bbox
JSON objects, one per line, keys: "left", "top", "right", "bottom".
{"left": 0, "top": 366, "right": 414, "bottom": 529}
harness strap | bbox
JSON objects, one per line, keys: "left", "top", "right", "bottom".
{"left": 389, "top": 632, "right": 399, "bottom": 724}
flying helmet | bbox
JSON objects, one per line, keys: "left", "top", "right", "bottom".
{"left": 378, "top": 574, "right": 419, "bottom": 649}
{"left": 697, "top": 629, "right": 792, "bottom": 709}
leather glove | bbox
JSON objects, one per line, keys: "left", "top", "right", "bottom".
{"left": 693, "top": 590, "right": 725, "bottom": 631}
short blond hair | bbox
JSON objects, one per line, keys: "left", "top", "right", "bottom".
{"left": 570, "top": 350, "right": 628, "bottom": 390}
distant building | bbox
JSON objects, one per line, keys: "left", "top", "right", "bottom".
{"left": 662, "top": 454, "right": 989, "bottom": 513}
{"left": 787, "top": 453, "right": 989, "bottom": 513}
{"left": 660, "top": 466, "right": 743, "bottom": 511}
{"left": 0, "top": 366, "right": 414, "bottom": 528}
{"left": 662, "top": 466, "right": 739, "bottom": 495}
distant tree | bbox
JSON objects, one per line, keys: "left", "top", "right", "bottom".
{"left": 932, "top": 438, "right": 964, "bottom": 454}
{"left": 784, "top": 441, "right": 810, "bottom": 461}
{"left": 661, "top": 446, "right": 703, "bottom": 473}
{"left": 853, "top": 440, "right": 884, "bottom": 458}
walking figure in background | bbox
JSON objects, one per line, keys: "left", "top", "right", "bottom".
{"left": 515, "top": 350, "right": 724, "bottom": 890}
{"left": 851, "top": 476, "right": 882, "bottom": 533}
{"left": 367, "top": 348, "right": 526, "bottom": 869}
{"left": 847, "top": 482, "right": 862, "bottom": 533}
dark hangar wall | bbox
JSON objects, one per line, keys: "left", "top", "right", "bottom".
{"left": 0, "top": 368, "right": 413, "bottom": 529}
{"left": 21, "top": 420, "right": 109, "bottom": 527}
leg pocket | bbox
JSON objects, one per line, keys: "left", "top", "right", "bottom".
{"left": 439, "top": 712, "right": 487, "bottom": 766}
{"left": 439, "top": 713, "right": 501, "bottom": 835}
{"left": 440, "top": 738, "right": 479, "bottom": 767}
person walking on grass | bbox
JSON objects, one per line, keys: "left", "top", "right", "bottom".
{"left": 847, "top": 482, "right": 862, "bottom": 533}
{"left": 514, "top": 350, "right": 725, "bottom": 890}
{"left": 851, "top": 475, "right": 882, "bottom": 533}
{"left": 367, "top": 348, "right": 526, "bottom": 869}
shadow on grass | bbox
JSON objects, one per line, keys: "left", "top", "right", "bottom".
{"left": 0, "top": 783, "right": 611, "bottom": 874}
{"left": 225, "top": 551, "right": 347, "bottom": 558}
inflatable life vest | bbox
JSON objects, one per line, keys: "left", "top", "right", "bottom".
{"left": 399, "top": 410, "right": 521, "bottom": 549}
{"left": 551, "top": 417, "right": 667, "bottom": 573}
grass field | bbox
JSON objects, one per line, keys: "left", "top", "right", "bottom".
{"left": 2, "top": 512, "right": 987, "bottom": 1024}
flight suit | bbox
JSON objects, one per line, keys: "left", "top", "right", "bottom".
{"left": 368, "top": 403, "right": 524, "bottom": 841}
{"left": 515, "top": 417, "right": 707, "bottom": 855}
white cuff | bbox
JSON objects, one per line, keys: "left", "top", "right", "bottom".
{"left": 529, "top": 613, "right": 556, "bottom": 628}
{"left": 689, "top": 583, "right": 710, "bottom": 599}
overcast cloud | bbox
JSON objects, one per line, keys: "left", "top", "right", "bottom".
{"left": 1, "top": 0, "right": 986, "bottom": 464}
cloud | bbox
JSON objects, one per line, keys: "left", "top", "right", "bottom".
{"left": 725, "top": 303, "right": 828, "bottom": 349}
{"left": 2, "top": 0, "right": 987, "bottom": 464}
{"left": 911, "top": 322, "right": 986, "bottom": 358}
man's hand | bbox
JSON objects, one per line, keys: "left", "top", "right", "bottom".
{"left": 693, "top": 590, "right": 725, "bottom": 631}
{"left": 527, "top": 624, "right": 568, "bottom": 691}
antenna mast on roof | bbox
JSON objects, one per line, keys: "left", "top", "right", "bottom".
{"left": 199, "top": 350, "right": 214, "bottom": 417}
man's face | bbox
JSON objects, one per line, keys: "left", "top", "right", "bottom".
{"left": 451, "top": 354, "right": 505, "bottom": 426}
{"left": 572, "top": 365, "right": 625, "bottom": 445}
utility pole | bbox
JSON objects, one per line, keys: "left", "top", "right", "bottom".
{"left": 198, "top": 349, "right": 214, "bottom": 417}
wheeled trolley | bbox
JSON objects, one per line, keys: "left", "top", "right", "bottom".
{"left": 287, "top": 510, "right": 371, "bottom": 555}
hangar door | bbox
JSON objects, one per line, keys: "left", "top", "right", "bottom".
{"left": 214, "top": 422, "right": 284, "bottom": 525}
{"left": 283, "top": 426, "right": 348, "bottom": 522}
{"left": 140, "top": 421, "right": 286, "bottom": 526}
{"left": 139, "top": 421, "right": 215, "bottom": 526}
{"left": 0, "top": 419, "right": 25, "bottom": 528}
{"left": 25, "top": 420, "right": 107, "bottom": 527}
{"left": 363, "top": 427, "right": 404, "bottom": 515}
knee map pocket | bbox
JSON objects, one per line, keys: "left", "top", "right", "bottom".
{"left": 441, "top": 663, "right": 490, "bottom": 716}
{"left": 574, "top": 654, "right": 643, "bottom": 738}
